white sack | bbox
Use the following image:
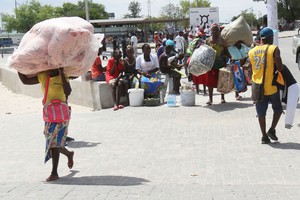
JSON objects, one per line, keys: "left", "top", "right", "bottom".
{"left": 9, "top": 17, "right": 100, "bottom": 77}
{"left": 285, "top": 83, "right": 300, "bottom": 129}
{"left": 188, "top": 44, "right": 216, "bottom": 76}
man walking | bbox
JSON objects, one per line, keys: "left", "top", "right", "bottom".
{"left": 174, "top": 31, "right": 185, "bottom": 54}
{"left": 130, "top": 33, "right": 138, "bottom": 57}
{"left": 248, "top": 27, "right": 284, "bottom": 144}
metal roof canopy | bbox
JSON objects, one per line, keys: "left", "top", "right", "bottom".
{"left": 89, "top": 17, "right": 189, "bottom": 26}
{"left": 89, "top": 18, "right": 189, "bottom": 42}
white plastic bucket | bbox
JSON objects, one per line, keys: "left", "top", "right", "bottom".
{"left": 128, "top": 88, "right": 144, "bottom": 106}
{"left": 180, "top": 90, "right": 196, "bottom": 106}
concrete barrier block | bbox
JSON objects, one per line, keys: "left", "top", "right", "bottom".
{"left": 99, "top": 82, "right": 114, "bottom": 108}
{"left": 0, "top": 67, "right": 127, "bottom": 110}
{"left": 98, "top": 82, "right": 127, "bottom": 109}
{"left": 68, "top": 80, "right": 94, "bottom": 109}
{"left": 1, "top": 68, "right": 42, "bottom": 98}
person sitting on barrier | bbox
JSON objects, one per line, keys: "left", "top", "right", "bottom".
{"left": 136, "top": 43, "right": 163, "bottom": 97}
{"left": 124, "top": 45, "right": 139, "bottom": 103}
{"left": 91, "top": 47, "right": 106, "bottom": 81}
{"left": 106, "top": 49, "right": 126, "bottom": 111}
{"left": 159, "top": 45, "right": 183, "bottom": 95}
{"left": 156, "top": 38, "right": 167, "bottom": 59}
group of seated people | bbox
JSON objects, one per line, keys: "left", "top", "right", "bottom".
{"left": 90, "top": 43, "right": 184, "bottom": 111}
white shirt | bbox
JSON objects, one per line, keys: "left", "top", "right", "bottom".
{"left": 175, "top": 35, "right": 185, "bottom": 50}
{"left": 204, "top": 27, "right": 211, "bottom": 37}
{"left": 130, "top": 35, "right": 138, "bottom": 47}
{"left": 135, "top": 53, "right": 159, "bottom": 73}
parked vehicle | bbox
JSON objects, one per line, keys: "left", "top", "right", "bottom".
{"left": 292, "top": 32, "right": 300, "bottom": 70}
{"left": 0, "top": 37, "right": 13, "bottom": 47}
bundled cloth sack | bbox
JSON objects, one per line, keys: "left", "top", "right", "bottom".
{"left": 228, "top": 43, "right": 251, "bottom": 60}
{"left": 9, "top": 17, "right": 100, "bottom": 77}
{"left": 188, "top": 44, "right": 216, "bottom": 76}
{"left": 221, "top": 16, "right": 253, "bottom": 46}
{"left": 217, "top": 66, "right": 234, "bottom": 94}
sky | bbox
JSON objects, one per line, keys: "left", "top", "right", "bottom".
{"left": 1, "top": 0, "right": 267, "bottom": 23}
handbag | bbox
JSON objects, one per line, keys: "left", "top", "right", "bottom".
{"left": 251, "top": 82, "right": 264, "bottom": 103}
{"left": 42, "top": 74, "right": 71, "bottom": 123}
{"left": 251, "top": 45, "right": 269, "bottom": 103}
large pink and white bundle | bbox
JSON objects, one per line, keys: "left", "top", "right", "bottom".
{"left": 9, "top": 17, "right": 100, "bottom": 76}
{"left": 188, "top": 44, "right": 216, "bottom": 76}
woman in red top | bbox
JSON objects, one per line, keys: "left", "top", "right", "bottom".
{"left": 106, "top": 49, "right": 126, "bottom": 111}
{"left": 91, "top": 47, "right": 106, "bottom": 81}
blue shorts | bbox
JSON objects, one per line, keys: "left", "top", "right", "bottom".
{"left": 93, "top": 73, "right": 106, "bottom": 81}
{"left": 255, "top": 91, "right": 283, "bottom": 117}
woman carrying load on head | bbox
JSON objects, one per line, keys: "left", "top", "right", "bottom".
{"left": 18, "top": 68, "right": 74, "bottom": 182}
{"left": 203, "top": 23, "right": 230, "bottom": 105}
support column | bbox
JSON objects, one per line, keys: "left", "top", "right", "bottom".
{"left": 267, "top": 0, "right": 278, "bottom": 45}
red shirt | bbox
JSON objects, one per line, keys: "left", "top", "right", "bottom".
{"left": 91, "top": 56, "right": 103, "bottom": 79}
{"left": 105, "top": 58, "right": 124, "bottom": 82}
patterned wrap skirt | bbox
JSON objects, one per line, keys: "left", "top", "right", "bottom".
{"left": 141, "top": 74, "right": 164, "bottom": 97}
{"left": 43, "top": 121, "right": 69, "bottom": 163}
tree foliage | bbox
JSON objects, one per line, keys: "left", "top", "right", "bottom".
{"left": 59, "top": 1, "right": 107, "bottom": 20}
{"left": 149, "top": 17, "right": 166, "bottom": 32}
{"left": 2, "top": 0, "right": 61, "bottom": 33}
{"left": 277, "top": 0, "right": 300, "bottom": 23}
{"left": 160, "top": 4, "right": 182, "bottom": 19}
{"left": 2, "top": 0, "right": 108, "bottom": 33}
{"left": 180, "top": 0, "right": 211, "bottom": 18}
{"left": 231, "top": 9, "right": 257, "bottom": 28}
{"left": 124, "top": 1, "right": 142, "bottom": 18}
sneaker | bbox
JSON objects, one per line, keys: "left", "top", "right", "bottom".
{"left": 261, "top": 136, "right": 271, "bottom": 144}
{"left": 267, "top": 128, "right": 278, "bottom": 141}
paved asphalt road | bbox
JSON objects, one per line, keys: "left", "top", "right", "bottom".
{"left": 1, "top": 30, "right": 300, "bottom": 200}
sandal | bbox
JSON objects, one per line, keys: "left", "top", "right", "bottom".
{"left": 118, "top": 105, "right": 124, "bottom": 109}
{"left": 113, "top": 105, "right": 118, "bottom": 111}
{"left": 46, "top": 175, "right": 59, "bottom": 182}
{"left": 206, "top": 101, "right": 212, "bottom": 106}
{"left": 68, "top": 151, "right": 74, "bottom": 169}
{"left": 236, "top": 96, "right": 242, "bottom": 100}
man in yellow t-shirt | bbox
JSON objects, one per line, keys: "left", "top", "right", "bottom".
{"left": 248, "top": 27, "right": 284, "bottom": 144}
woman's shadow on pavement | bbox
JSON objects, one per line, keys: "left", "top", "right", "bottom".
{"left": 204, "top": 101, "right": 254, "bottom": 112}
{"left": 269, "top": 142, "right": 300, "bottom": 150}
{"left": 49, "top": 170, "right": 150, "bottom": 186}
{"left": 67, "top": 141, "right": 101, "bottom": 148}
